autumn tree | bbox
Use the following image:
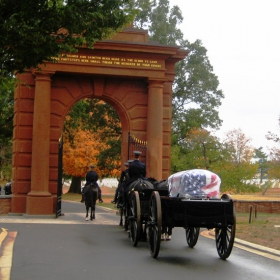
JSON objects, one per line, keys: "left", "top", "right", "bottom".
{"left": 0, "top": 0, "right": 134, "bottom": 76}
{"left": 63, "top": 126, "right": 121, "bottom": 193}
{"left": 221, "top": 128, "right": 258, "bottom": 193}
{"left": 225, "top": 129, "right": 255, "bottom": 164}
{"left": 64, "top": 99, "right": 122, "bottom": 171}
{"left": 267, "top": 147, "right": 280, "bottom": 180}
{"left": 63, "top": 99, "right": 122, "bottom": 193}
{"left": 266, "top": 116, "right": 280, "bottom": 180}
{"left": 63, "top": 129, "right": 99, "bottom": 176}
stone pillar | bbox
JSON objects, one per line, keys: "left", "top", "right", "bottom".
{"left": 26, "top": 72, "right": 54, "bottom": 215}
{"left": 146, "top": 80, "right": 164, "bottom": 180}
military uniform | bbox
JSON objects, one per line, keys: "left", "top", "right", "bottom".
{"left": 124, "top": 151, "right": 146, "bottom": 193}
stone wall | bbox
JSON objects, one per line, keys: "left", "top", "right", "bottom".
{"left": 234, "top": 200, "right": 280, "bottom": 214}
{"left": 0, "top": 197, "right": 11, "bottom": 214}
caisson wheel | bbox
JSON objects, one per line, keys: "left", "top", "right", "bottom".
{"left": 215, "top": 193, "right": 236, "bottom": 259}
{"left": 129, "top": 191, "right": 141, "bottom": 247}
{"left": 148, "top": 191, "right": 162, "bottom": 258}
{"left": 185, "top": 227, "right": 200, "bottom": 248}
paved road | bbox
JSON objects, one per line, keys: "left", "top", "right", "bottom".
{"left": 0, "top": 201, "right": 280, "bottom": 280}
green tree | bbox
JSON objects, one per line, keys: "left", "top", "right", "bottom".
{"left": 133, "top": 0, "right": 156, "bottom": 29}
{"left": 254, "top": 147, "right": 269, "bottom": 183}
{"left": 0, "top": 76, "right": 14, "bottom": 141}
{"left": 172, "top": 40, "right": 223, "bottom": 143}
{"left": 171, "top": 128, "right": 225, "bottom": 173}
{"left": 0, "top": 75, "right": 15, "bottom": 178}
{"left": 0, "top": 0, "right": 134, "bottom": 75}
{"left": 133, "top": 0, "right": 224, "bottom": 145}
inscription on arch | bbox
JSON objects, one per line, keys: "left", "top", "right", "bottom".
{"left": 56, "top": 54, "right": 164, "bottom": 69}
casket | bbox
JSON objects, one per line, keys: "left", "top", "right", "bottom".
{"left": 168, "top": 169, "right": 221, "bottom": 199}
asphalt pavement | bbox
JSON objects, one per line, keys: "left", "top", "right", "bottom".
{"left": 0, "top": 200, "right": 280, "bottom": 280}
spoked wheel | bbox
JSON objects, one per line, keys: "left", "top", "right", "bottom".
{"left": 129, "top": 191, "right": 141, "bottom": 247}
{"left": 215, "top": 194, "right": 236, "bottom": 260}
{"left": 148, "top": 191, "right": 162, "bottom": 258}
{"left": 185, "top": 227, "right": 200, "bottom": 248}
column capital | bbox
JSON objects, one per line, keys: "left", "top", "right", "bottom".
{"left": 148, "top": 78, "right": 166, "bottom": 84}
{"left": 31, "top": 69, "right": 55, "bottom": 78}
{"left": 148, "top": 79, "right": 165, "bottom": 91}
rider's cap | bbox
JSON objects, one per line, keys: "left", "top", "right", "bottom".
{"left": 133, "top": 151, "right": 141, "bottom": 156}
{"left": 89, "top": 164, "right": 95, "bottom": 168}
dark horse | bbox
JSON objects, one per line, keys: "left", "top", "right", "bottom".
{"left": 83, "top": 183, "right": 98, "bottom": 220}
{"left": 120, "top": 178, "right": 154, "bottom": 230}
{"left": 116, "top": 180, "right": 126, "bottom": 226}
{"left": 126, "top": 178, "right": 154, "bottom": 194}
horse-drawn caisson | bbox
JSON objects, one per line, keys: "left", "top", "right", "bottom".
{"left": 118, "top": 169, "right": 236, "bottom": 260}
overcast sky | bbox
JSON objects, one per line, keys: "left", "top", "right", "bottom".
{"left": 169, "top": 0, "right": 280, "bottom": 154}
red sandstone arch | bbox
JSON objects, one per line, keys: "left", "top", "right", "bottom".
{"left": 11, "top": 28, "right": 187, "bottom": 215}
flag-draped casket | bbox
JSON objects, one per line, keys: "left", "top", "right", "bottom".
{"left": 168, "top": 169, "right": 221, "bottom": 199}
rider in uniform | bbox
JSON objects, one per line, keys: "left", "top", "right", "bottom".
{"left": 124, "top": 151, "right": 146, "bottom": 193}
{"left": 84, "top": 164, "right": 103, "bottom": 203}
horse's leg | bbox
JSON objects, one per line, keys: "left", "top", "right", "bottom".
{"left": 89, "top": 206, "right": 92, "bottom": 220}
{"left": 85, "top": 206, "right": 89, "bottom": 221}
{"left": 119, "top": 209, "right": 123, "bottom": 226}
{"left": 92, "top": 203, "right": 95, "bottom": 219}
{"left": 123, "top": 194, "right": 129, "bottom": 231}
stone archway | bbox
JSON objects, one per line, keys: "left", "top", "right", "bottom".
{"left": 11, "top": 27, "right": 187, "bottom": 215}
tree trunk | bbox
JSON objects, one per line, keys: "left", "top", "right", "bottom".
{"left": 68, "top": 176, "right": 82, "bottom": 193}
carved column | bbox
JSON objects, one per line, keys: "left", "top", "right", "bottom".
{"left": 146, "top": 80, "right": 164, "bottom": 180}
{"left": 26, "top": 71, "right": 54, "bottom": 215}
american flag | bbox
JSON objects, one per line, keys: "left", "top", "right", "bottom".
{"left": 168, "top": 169, "right": 221, "bottom": 198}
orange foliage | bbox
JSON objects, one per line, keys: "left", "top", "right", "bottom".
{"left": 63, "top": 127, "right": 121, "bottom": 178}
{"left": 225, "top": 128, "right": 255, "bottom": 163}
{"left": 63, "top": 128, "right": 106, "bottom": 177}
